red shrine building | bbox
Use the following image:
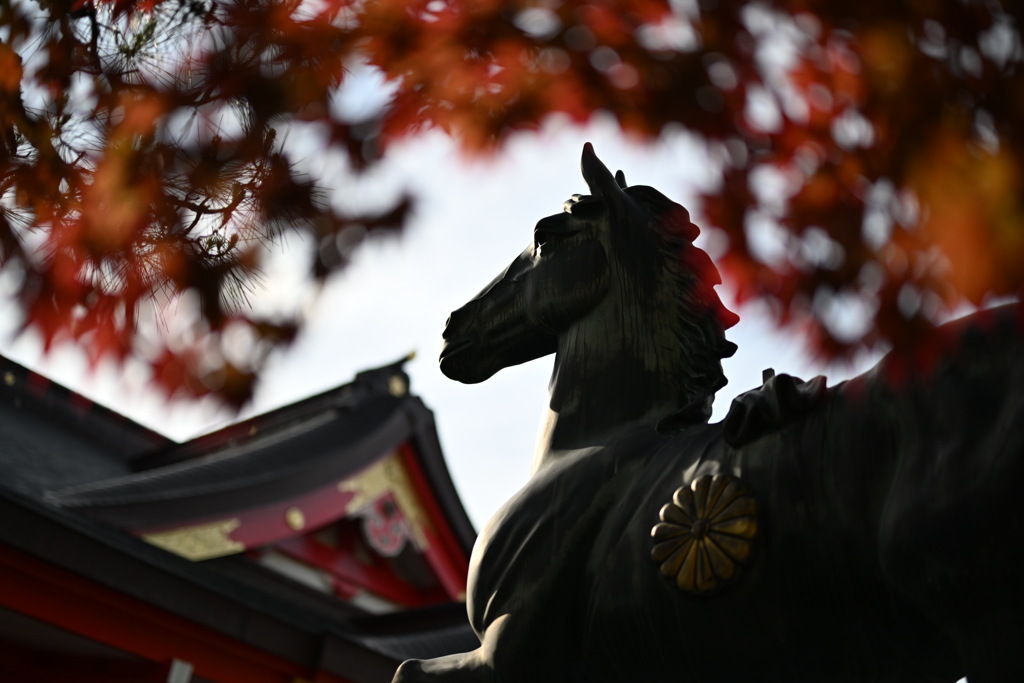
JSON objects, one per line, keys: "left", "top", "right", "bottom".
{"left": 0, "top": 355, "right": 477, "bottom": 682}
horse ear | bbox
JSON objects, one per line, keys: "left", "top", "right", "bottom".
{"left": 615, "top": 170, "right": 627, "bottom": 189}
{"left": 581, "top": 143, "right": 627, "bottom": 215}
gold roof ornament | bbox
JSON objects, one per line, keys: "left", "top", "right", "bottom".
{"left": 338, "top": 450, "right": 433, "bottom": 551}
{"left": 143, "top": 518, "right": 244, "bottom": 561}
{"left": 285, "top": 507, "right": 306, "bottom": 531}
{"left": 651, "top": 473, "right": 759, "bottom": 595}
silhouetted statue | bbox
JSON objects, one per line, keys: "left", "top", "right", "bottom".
{"left": 396, "top": 143, "right": 1024, "bottom": 683}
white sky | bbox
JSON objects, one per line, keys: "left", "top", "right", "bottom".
{"left": 0, "top": 117, "right": 878, "bottom": 529}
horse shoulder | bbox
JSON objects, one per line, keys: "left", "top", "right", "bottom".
{"left": 466, "top": 437, "right": 662, "bottom": 634}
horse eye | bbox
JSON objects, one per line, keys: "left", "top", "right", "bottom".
{"left": 534, "top": 229, "right": 551, "bottom": 247}
{"left": 562, "top": 195, "right": 585, "bottom": 212}
{"left": 567, "top": 197, "right": 603, "bottom": 217}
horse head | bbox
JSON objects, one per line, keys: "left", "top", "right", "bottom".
{"left": 441, "top": 144, "right": 739, "bottom": 450}
{"left": 438, "top": 144, "right": 620, "bottom": 384}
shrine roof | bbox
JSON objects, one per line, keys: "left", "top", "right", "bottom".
{"left": 0, "top": 353, "right": 479, "bottom": 678}
{"left": 0, "top": 356, "right": 171, "bottom": 497}
{"left": 43, "top": 358, "right": 475, "bottom": 554}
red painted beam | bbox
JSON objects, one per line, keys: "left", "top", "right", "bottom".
{"left": 276, "top": 533, "right": 445, "bottom": 608}
{"left": 398, "top": 444, "right": 470, "bottom": 600}
{"left": 0, "top": 544, "right": 353, "bottom": 683}
{"left": 0, "top": 642, "right": 168, "bottom": 682}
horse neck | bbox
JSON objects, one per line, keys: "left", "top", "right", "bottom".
{"left": 532, "top": 285, "right": 692, "bottom": 469}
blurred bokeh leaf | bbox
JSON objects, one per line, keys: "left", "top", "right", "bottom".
{"left": 1, "top": 0, "right": 1022, "bottom": 405}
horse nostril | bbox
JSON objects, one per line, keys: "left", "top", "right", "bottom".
{"left": 444, "top": 305, "right": 474, "bottom": 338}
{"left": 442, "top": 312, "right": 459, "bottom": 339}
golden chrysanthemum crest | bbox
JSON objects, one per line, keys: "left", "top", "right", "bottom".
{"left": 651, "top": 473, "right": 759, "bottom": 595}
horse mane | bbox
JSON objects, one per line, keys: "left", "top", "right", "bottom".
{"left": 624, "top": 184, "right": 739, "bottom": 425}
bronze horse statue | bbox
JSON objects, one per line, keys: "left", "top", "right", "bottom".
{"left": 397, "top": 144, "right": 1024, "bottom": 683}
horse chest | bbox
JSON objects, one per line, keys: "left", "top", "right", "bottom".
{"left": 467, "top": 435, "right": 667, "bottom": 631}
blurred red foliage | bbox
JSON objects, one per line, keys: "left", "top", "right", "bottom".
{"left": 2, "top": 0, "right": 1022, "bottom": 405}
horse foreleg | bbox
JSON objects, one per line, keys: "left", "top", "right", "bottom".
{"left": 393, "top": 615, "right": 514, "bottom": 683}
{"left": 393, "top": 650, "right": 494, "bottom": 683}
{"left": 948, "top": 609, "right": 1024, "bottom": 683}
